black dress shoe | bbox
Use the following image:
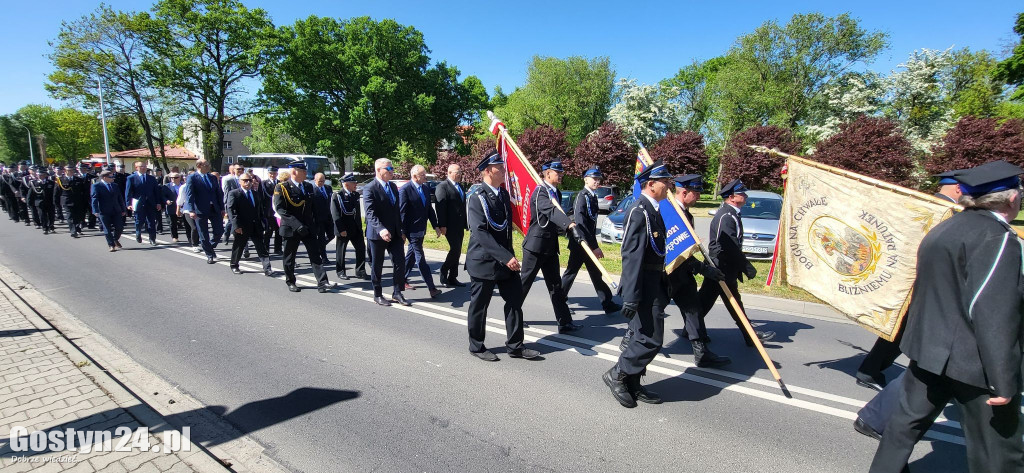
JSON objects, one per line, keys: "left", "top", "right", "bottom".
{"left": 207, "top": 256, "right": 216, "bottom": 264}
{"left": 265, "top": 269, "right": 274, "bottom": 277}
{"left": 391, "top": 293, "right": 411, "bottom": 306}
{"left": 603, "top": 302, "right": 623, "bottom": 314}
{"left": 854, "top": 417, "right": 882, "bottom": 440}
{"left": 855, "top": 371, "right": 886, "bottom": 392}
{"left": 602, "top": 368, "right": 637, "bottom": 408}
{"left": 231, "top": 267, "right": 242, "bottom": 274}
{"left": 450, "top": 279, "right": 466, "bottom": 287}
{"left": 288, "top": 284, "right": 300, "bottom": 292}
{"left": 508, "top": 348, "right": 540, "bottom": 359}
{"left": 558, "top": 322, "right": 583, "bottom": 334}
{"left": 136, "top": 234, "right": 143, "bottom": 243}
{"left": 243, "top": 250, "right": 250, "bottom": 258}
{"left": 471, "top": 350, "right": 499, "bottom": 362}
{"left": 337, "top": 270, "right": 349, "bottom": 280}
{"left": 374, "top": 296, "right": 391, "bottom": 306}
{"left": 356, "top": 270, "right": 368, "bottom": 280}
{"left": 115, "top": 241, "right": 122, "bottom": 248}
{"left": 149, "top": 240, "right": 157, "bottom": 246}
{"left": 318, "top": 285, "right": 329, "bottom": 293}
{"left": 439, "top": 277, "right": 448, "bottom": 287}
{"left": 429, "top": 289, "right": 442, "bottom": 298}
{"left": 627, "top": 375, "right": 663, "bottom": 404}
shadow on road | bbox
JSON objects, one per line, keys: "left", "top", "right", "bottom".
{"left": 0, "top": 328, "right": 53, "bottom": 337}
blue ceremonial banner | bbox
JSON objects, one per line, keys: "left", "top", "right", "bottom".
{"left": 632, "top": 150, "right": 648, "bottom": 197}
{"left": 636, "top": 146, "right": 701, "bottom": 273}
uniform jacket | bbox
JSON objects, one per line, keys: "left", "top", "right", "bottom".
{"left": 466, "top": 186, "right": 516, "bottom": 281}
{"left": 570, "top": 188, "right": 600, "bottom": 249}
{"left": 124, "top": 172, "right": 162, "bottom": 209}
{"left": 901, "top": 209, "right": 1024, "bottom": 398}
{"left": 434, "top": 179, "right": 467, "bottom": 231}
{"left": 260, "top": 178, "right": 278, "bottom": 218}
{"left": 523, "top": 182, "right": 572, "bottom": 255}
{"left": 399, "top": 181, "right": 438, "bottom": 237}
{"left": 274, "top": 180, "right": 315, "bottom": 238}
{"left": 619, "top": 194, "right": 669, "bottom": 307}
{"left": 226, "top": 187, "right": 266, "bottom": 235}
{"left": 28, "top": 179, "right": 54, "bottom": 207}
{"left": 666, "top": 203, "right": 706, "bottom": 293}
{"left": 707, "top": 203, "right": 753, "bottom": 280}
{"left": 363, "top": 179, "right": 402, "bottom": 241}
{"left": 330, "top": 188, "right": 362, "bottom": 235}
{"left": 91, "top": 181, "right": 126, "bottom": 215}
{"left": 184, "top": 172, "right": 225, "bottom": 217}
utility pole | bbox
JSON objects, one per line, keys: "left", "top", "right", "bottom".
{"left": 97, "top": 78, "right": 112, "bottom": 165}
{"left": 19, "top": 124, "right": 34, "bottom": 165}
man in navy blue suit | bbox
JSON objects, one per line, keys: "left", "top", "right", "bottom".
{"left": 184, "top": 158, "right": 226, "bottom": 264}
{"left": 124, "top": 161, "right": 163, "bottom": 246}
{"left": 399, "top": 165, "right": 442, "bottom": 298}
{"left": 91, "top": 170, "right": 127, "bottom": 252}
{"left": 363, "top": 158, "right": 409, "bottom": 307}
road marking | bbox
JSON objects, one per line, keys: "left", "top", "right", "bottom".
{"left": 154, "top": 239, "right": 965, "bottom": 444}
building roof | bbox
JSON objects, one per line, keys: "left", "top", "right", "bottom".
{"left": 86, "top": 145, "right": 197, "bottom": 161}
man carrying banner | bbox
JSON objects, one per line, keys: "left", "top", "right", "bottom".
{"left": 520, "top": 160, "right": 582, "bottom": 334}
{"left": 561, "top": 166, "right": 621, "bottom": 314}
{"left": 603, "top": 160, "right": 673, "bottom": 408}
{"left": 870, "top": 160, "right": 1024, "bottom": 473}
{"left": 698, "top": 180, "right": 774, "bottom": 346}
{"left": 465, "top": 150, "right": 539, "bottom": 362}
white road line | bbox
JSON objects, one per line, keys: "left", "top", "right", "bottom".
{"left": 152, "top": 239, "right": 965, "bottom": 444}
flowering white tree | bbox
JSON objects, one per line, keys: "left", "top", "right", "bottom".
{"left": 805, "top": 72, "right": 886, "bottom": 144}
{"left": 884, "top": 48, "right": 956, "bottom": 153}
{"left": 607, "top": 78, "right": 681, "bottom": 146}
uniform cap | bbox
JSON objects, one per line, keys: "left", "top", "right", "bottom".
{"left": 954, "top": 161, "right": 1023, "bottom": 196}
{"left": 717, "top": 179, "right": 749, "bottom": 197}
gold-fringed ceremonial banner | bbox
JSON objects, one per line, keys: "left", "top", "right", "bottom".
{"left": 769, "top": 153, "right": 958, "bottom": 341}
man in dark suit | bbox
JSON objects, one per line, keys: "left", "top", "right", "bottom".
{"left": 90, "top": 170, "right": 126, "bottom": 251}
{"left": 603, "top": 161, "right": 673, "bottom": 408}
{"left": 28, "top": 168, "right": 56, "bottom": 234}
{"left": 183, "top": 158, "right": 225, "bottom": 264}
{"left": 364, "top": 158, "right": 409, "bottom": 306}
{"left": 261, "top": 166, "right": 282, "bottom": 255}
{"left": 226, "top": 172, "right": 272, "bottom": 276}
{"left": 222, "top": 164, "right": 243, "bottom": 243}
{"left": 520, "top": 160, "right": 580, "bottom": 334}
{"left": 113, "top": 162, "right": 129, "bottom": 225}
{"left": 434, "top": 163, "right": 467, "bottom": 288}
{"left": 400, "top": 165, "right": 442, "bottom": 298}
{"left": 331, "top": 173, "right": 366, "bottom": 280}
{"left": 561, "top": 166, "right": 620, "bottom": 314}
{"left": 465, "top": 150, "right": 539, "bottom": 362}
{"left": 697, "top": 179, "right": 774, "bottom": 347}
{"left": 162, "top": 173, "right": 185, "bottom": 242}
{"left": 273, "top": 162, "right": 330, "bottom": 293}
{"left": 311, "top": 172, "right": 334, "bottom": 266}
{"left": 870, "top": 161, "right": 1024, "bottom": 473}
{"left": 124, "top": 161, "right": 163, "bottom": 246}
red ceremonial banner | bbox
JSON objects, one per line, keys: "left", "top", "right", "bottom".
{"left": 493, "top": 129, "right": 542, "bottom": 235}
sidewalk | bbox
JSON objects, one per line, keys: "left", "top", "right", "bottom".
{"left": 0, "top": 274, "right": 229, "bottom": 472}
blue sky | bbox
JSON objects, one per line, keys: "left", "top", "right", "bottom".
{"left": 1, "top": 0, "right": 1020, "bottom": 115}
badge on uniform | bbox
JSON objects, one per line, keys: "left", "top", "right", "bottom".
{"left": 653, "top": 231, "right": 659, "bottom": 237}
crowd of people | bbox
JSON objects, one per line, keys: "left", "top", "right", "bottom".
{"left": 0, "top": 151, "right": 1022, "bottom": 472}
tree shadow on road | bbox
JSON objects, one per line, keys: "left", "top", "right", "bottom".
{"left": 0, "top": 328, "right": 53, "bottom": 337}
{"left": 803, "top": 339, "right": 906, "bottom": 380}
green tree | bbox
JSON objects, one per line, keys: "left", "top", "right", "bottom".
{"left": 242, "top": 114, "right": 307, "bottom": 154}
{"left": 995, "top": 12, "right": 1024, "bottom": 101}
{"left": 0, "top": 115, "right": 33, "bottom": 163}
{"left": 109, "top": 114, "right": 142, "bottom": 151}
{"left": 16, "top": 105, "right": 102, "bottom": 164}
{"left": 143, "top": 0, "right": 275, "bottom": 171}
{"left": 260, "top": 16, "right": 487, "bottom": 164}
{"left": 944, "top": 48, "right": 1005, "bottom": 118}
{"left": 661, "top": 57, "right": 730, "bottom": 134}
{"left": 493, "top": 56, "right": 615, "bottom": 146}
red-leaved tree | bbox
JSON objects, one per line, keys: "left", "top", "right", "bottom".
{"left": 572, "top": 122, "right": 635, "bottom": 185}
{"left": 927, "top": 116, "right": 1024, "bottom": 174}
{"left": 812, "top": 116, "right": 916, "bottom": 187}
{"left": 432, "top": 149, "right": 482, "bottom": 184}
{"left": 515, "top": 125, "right": 572, "bottom": 171}
{"left": 720, "top": 126, "right": 799, "bottom": 190}
{"left": 648, "top": 131, "right": 709, "bottom": 177}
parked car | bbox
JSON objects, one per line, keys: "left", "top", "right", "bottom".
{"left": 600, "top": 194, "right": 636, "bottom": 244}
{"left": 707, "top": 190, "right": 782, "bottom": 260}
{"left": 594, "top": 186, "right": 620, "bottom": 213}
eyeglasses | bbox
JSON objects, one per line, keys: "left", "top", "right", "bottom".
{"left": 384, "top": 166, "right": 395, "bottom": 171}
{"left": 240, "top": 178, "right": 252, "bottom": 182}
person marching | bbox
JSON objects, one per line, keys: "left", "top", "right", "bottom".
{"left": 561, "top": 166, "right": 621, "bottom": 314}
{"left": 28, "top": 167, "right": 56, "bottom": 234}
{"left": 1, "top": 166, "right": 18, "bottom": 222}
{"left": 870, "top": 161, "right": 1024, "bottom": 473}
{"left": 399, "top": 165, "right": 442, "bottom": 298}
{"left": 311, "top": 172, "right": 334, "bottom": 266}
{"left": 52, "top": 166, "right": 67, "bottom": 224}
{"left": 434, "top": 163, "right": 468, "bottom": 288}
{"left": 261, "top": 166, "right": 283, "bottom": 255}
{"left": 20, "top": 166, "right": 40, "bottom": 228}
{"left": 520, "top": 160, "right": 581, "bottom": 334}
{"left": 363, "top": 158, "right": 409, "bottom": 307}
{"left": 124, "top": 161, "right": 163, "bottom": 246}
{"left": 91, "top": 170, "right": 126, "bottom": 251}
{"left": 226, "top": 172, "right": 273, "bottom": 276}
{"left": 696, "top": 180, "right": 775, "bottom": 347}
{"left": 466, "top": 150, "right": 539, "bottom": 362}
{"left": 331, "top": 173, "right": 367, "bottom": 280}
{"left": 162, "top": 172, "right": 185, "bottom": 242}
{"left": 603, "top": 160, "right": 674, "bottom": 408}
{"left": 184, "top": 159, "right": 225, "bottom": 264}
{"left": 274, "top": 162, "right": 330, "bottom": 293}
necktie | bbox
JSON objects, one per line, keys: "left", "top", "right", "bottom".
{"left": 247, "top": 190, "right": 254, "bottom": 206}
{"left": 299, "top": 183, "right": 305, "bottom": 196}
{"left": 417, "top": 185, "right": 426, "bottom": 206}
{"left": 106, "top": 183, "right": 112, "bottom": 193}
{"left": 204, "top": 174, "right": 211, "bottom": 189}
{"left": 321, "top": 187, "right": 327, "bottom": 198}
{"left": 455, "top": 182, "right": 463, "bottom": 200}
{"left": 384, "top": 183, "right": 394, "bottom": 204}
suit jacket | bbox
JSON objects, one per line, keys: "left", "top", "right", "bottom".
{"left": 311, "top": 184, "right": 334, "bottom": 226}
{"left": 399, "top": 181, "right": 438, "bottom": 237}
{"left": 363, "top": 179, "right": 402, "bottom": 241}
{"left": 222, "top": 175, "right": 240, "bottom": 203}
{"left": 707, "top": 204, "right": 753, "bottom": 280}
{"left": 901, "top": 209, "right": 1024, "bottom": 397}
{"left": 331, "top": 189, "right": 362, "bottom": 234}
{"left": 91, "top": 181, "right": 126, "bottom": 215}
{"left": 226, "top": 187, "right": 265, "bottom": 235}
{"left": 125, "top": 172, "right": 162, "bottom": 210}
{"left": 184, "top": 172, "right": 224, "bottom": 217}
{"left": 260, "top": 178, "right": 278, "bottom": 218}
{"left": 619, "top": 195, "right": 669, "bottom": 307}
{"left": 934, "top": 192, "right": 957, "bottom": 204}
{"left": 523, "top": 182, "right": 572, "bottom": 255}
{"left": 273, "top": 180, "right": 315, "bottom": 238}
{"left": 434, "top": 179, "right": 467, "bottom": 232}
{"left": 570, "top": 188, "right": 600, "bottom": 249}
{"left": 466, "top": 186, "right": 516, "bottom": 281}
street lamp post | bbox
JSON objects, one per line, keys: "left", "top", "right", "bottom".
{"left": 20, "top": 124, "right": 34, "bottom": 165}
{"left": 97, "top": 78, "right": 112, "bottom": 165}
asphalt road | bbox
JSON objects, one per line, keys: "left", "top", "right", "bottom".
{"left": 0, "top": 220, "right": 969, "bottom": 472}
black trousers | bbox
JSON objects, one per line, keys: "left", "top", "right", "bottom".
{"left": 468, "top": 275, "right": 525, "bottom": 353}
{"left": 315, "top": 220, "right": 332, "bottom": 265}
{"left": 561, "top": 241, "right": 615, "bottom": 310}
{"left": 34, "top": 202, "right": 53, "bottom": 230}
{"left": 264, "top": 217, "right": 281, "bottom": 253}
{"left": 55, "top": 202, "right": 64, "bottom": 221}
{"left": 859, "top": 318, "right": 906, "bottom": 378}
{"left": 614, "top": 293, "right": 666, "bottom": 376}
{"left": 67, "top": 206, "right": 85, "bottom": 233}
{"left": 859, "top": 371, "right": 905, "bottom": 435}
{"left": 4, "top": 194, "right": 17, "bottom": 221}
{"left": 166, "top": 211, "right": 183, "bottom": 240}
{"left": 97, "top": 212, "right": 124, "bottom": 247}
{"left": 440, "top": 230, "right": 464, "bottom": 282}
{"left": 671, "top": 277, "right": 707, "bottom": 341}
{"left": 697, "top": 276, "right": 749, "bottom": 340}
{"left": 368, "top": 237, "right": 406, "bottom": 297}
{"left": 87, "top": 210, "right": 96, "bottom": 229}
{"left": 28, "top": 199, "right": 39, "bottom": 225}
{"left": 230, "top": 227, "right": 268, "bottom": 268}
{"left": 870, "top": 362, "right": 1024, "bottom": 473}
{"left": 520, "top": 248, "right": 573, "bottom": 327}
{"left": 334, "top": 228, "right": 366, "bottom": 274}
{"left": 17, "top": 198, "right": 30, "bottom": 223}
{"left": 282, "top": 233, "right": 327, "bottom": 286}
